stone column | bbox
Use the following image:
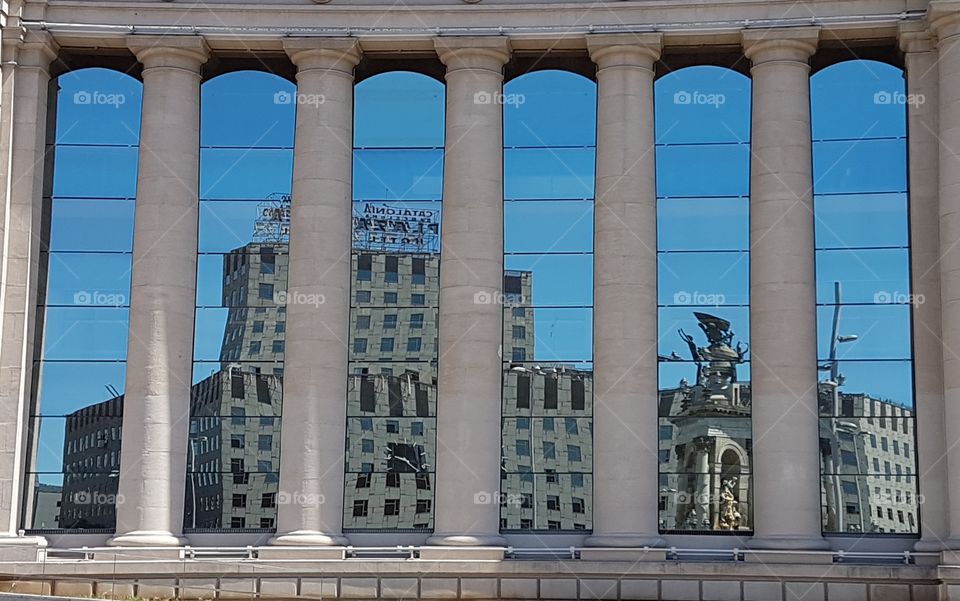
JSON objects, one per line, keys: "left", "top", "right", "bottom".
{"left": 899, "top": 25, "right": 948, "bottom": 552}
{"left": 931, "top": 3, "right": 960, "bottom": 553}
{"left": 268, "top": 39, "right": 359, "bottom": 548}
{"left": 583, "top": 34, "right": 664, "bottom": 549}
{"left": 742, "top": 28, "right": 829, "bottom": 551}
{"left": 108, "top": 37, "right": 208, "bottom": 547}
{"left": 424, "top": 37, "right": 510, "bottom": 553}
{"left": 0, "top": 30, "right": 56, "bottom": 559}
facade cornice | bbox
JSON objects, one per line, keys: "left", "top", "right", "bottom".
{"left": 24, "top": 0, "right": 927, "bottom": 53}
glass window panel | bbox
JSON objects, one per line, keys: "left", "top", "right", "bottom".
{"left": 199, "top": 202, "right": 283, "bottom": 253}
{"left": 502, "top": 417, "right": 592, "bottom": 471}
{"left": 816, "top": 304, "right": 912, "bottom": 360}
{"left": 819, "top": 418, "right": 914, "bottom": 474}
{"left": 503, "top": 254, "right": 592, "bottom": 307}
{"left": 40, "top": 307, "right": 129, "bottom": 361}
{"left": 504, "top": 71, "right": 596, "bottom": 148}
{"left": 818, "top": 361, "right": 914, "bottom": 412}
{"left": 505, "top": 307, "right": 592, "bottom": 363}
{"left": 201, "top": 72, "right": 296, "bottom": 149}
{"left": 24, "top": 472, "right": 120, "bottom": 530}
{"left": 814, "top": 193, "right": 908, "bottom": 249}
{"left": 343, "top": 473, "right": 434, "bottom": 530}
{"left": 353, "top": 149, "right": 443, "bottom": 201}
{"left": 54, "top": 69, "right": 143, "bottom": 146}
{"left": 346, "top": 365, "right": 438, "bottom": 416}
{"left": 658, "top": 251, "right": 748, "bottom": 307}
{"left": 504, "top": 148, "right": 595, "bottom": 200}
{"left": 355, "top": 72, "right": 445, "bottom": 148}
{"left": 811, "top": 61, "right": 907, "bottom": 141}
{"left": 816, "top": 249, "right": 910, "bottom": 305}
{"left": 44, "top": 253, "right": 131, "bottom": 307}
{"left": 655, "top": 67, "right": 752, "bottom": 145}
{"left": 821, "top": 475, "right": 918, "bottom": 534}
{"left": 499, "top": 473, "right": 593, "bottom": 531}
{"left": 184, "top": 472, "right": 279, "bottom": 530}
{"left": 502, "top": 363, "right": 593, "bottom": 415}
{"left": 657, "top": 307, "right": 749, "bottom": 359}
{"left": 658, "top": 472, "right": 752, "bottom": 532}
{"left": 199, "top": 149, "right": 293, "bottom": 201}
{"left": 812, "top": 139, "right": 907, "bottom": 195}
{"left": 658, "top": 198, "right": 749, "bottom": 251}
{"left": 49, "top": 198, "right": 136, "bottom": 252}
{"left": 52, "top": 146, "right": 138, "bottom": 199}
{"left": 504, "top": 201, "right": 593, "bottom": 254}
{"left": 655, "top": 144, "right": 750, "bottom": 198}
{"left": 196, "top": 253, "right": 288, "bottom": 306}
{"left": 345, "top": 418, "right": 435, "bottom": 473}
{"left": 29, "top": 415, "right": 123, "bottom": 474}
{"left": 33, "top": 361, "right": 126, "bottom": 417}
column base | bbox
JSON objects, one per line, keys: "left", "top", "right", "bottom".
{"left": 914, "top": 538, "right": 949, "bottom": 552}
{"left": 0, "top": 535, "right": 47, "bottom": 561}
{"left": 268, "top": 531, "right": 349, "bottom": 547}
{"left": 584, "top": 534, "right": 665, "bottom": 548}
{"left": 425, "top": 533, "right": 508, "bottom": 547}
{"left": 106, "top": 530, "right": 188, "bottom": 548}
{"left": 746, "top": 535, "right": 831, "bottom": 551}
{"left": 938, "top": 544, "right": 960, "bottom": 566}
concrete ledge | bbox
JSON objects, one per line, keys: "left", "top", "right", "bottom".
{"left": 580, "top": 548, "right": 669, "bottom": 561}
{"left": 742, "top": 551, "right": 834, "bottom": 565}
{"left": 419, "top": 546, "right": 505, "bottom": 560}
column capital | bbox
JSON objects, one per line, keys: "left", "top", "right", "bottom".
{"left": 126, "top": 36, "right": 209, "bottom": 72}
{"left": 929, "top": 1, "right": 960, "bottom": 43}
{"left": 742, "top": 27, "right": 819, "bottom": 66}
{"left": 434, "top": 37, "right": 510, "bottom": 74}
{"left": 5, "top": 29, "right": 57, "bottom": 71}
{"left": 899, "top": 25, "right": 937, "bottom": 54}
{"left": 283, "top": 38, "right": 361, "bottom": 75}
{"left": 586, "top": 33, "right": 662, "bottom": 71}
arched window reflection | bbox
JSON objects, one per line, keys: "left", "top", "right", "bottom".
{"left": 655, "top": 66, "right": 753, "bottom": 534}
{"left": 25, "top": 68, "right": 143, "bottom": 531}
{"left": 811, "top": 60, "right": 917, "bottom": 535}
{"left": 501, "top": 70, "right": 595, "bottom": 533}
{"left": 345, "top": 71, "right": 443, "bottom": 532}
{"left": 187, "top": 71, "right": 296, "bottom": 531}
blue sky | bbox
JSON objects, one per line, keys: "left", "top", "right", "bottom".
{"left": 32, "top": 58, "right": 914, "bottom": 475}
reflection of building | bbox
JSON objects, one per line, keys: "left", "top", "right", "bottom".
{"left": 57, "top": 396, "right": 122, "bottom": 529}
{"left": 818, "top": 389, "right": 917, "bottom": 534}
{"left": 501, "top": 365, "right": 593, "bottom": 531}
{"left": 658, "top": 313, "right": 752, "bottom": 532}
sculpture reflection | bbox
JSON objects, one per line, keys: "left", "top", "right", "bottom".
{"left": 659, "top": 312, "right": 752, "bottom": 532}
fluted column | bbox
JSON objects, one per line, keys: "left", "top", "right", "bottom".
{"left": 742, "top": 28, "right": 829, "bottom": 551}
{"left": 0, "top": 30, "right": 56, "bottom": 557}
{"left": 584, "top": 34, "right": 664, "bottom": 549}
{"left": 269, "top": 39, "right": 359, "bottom": 547}
{"left": 899, "top": 25, "right": 949, "bottom": 552}
{"left": 109, "top": 37, "right": 208, "bottom": 547}
{"left": 931, "top": 2, "right": 960, "bottom": 552}
{"left": 425, "top": 37, "right": 510, "bottom": 550}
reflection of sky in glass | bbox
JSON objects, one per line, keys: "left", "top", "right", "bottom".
{"left": 504, "top": 71, "right": 595, "bottom": 364}
{"left": 812, "top": 60, "right": 912, "bottom": 409}
{"left": 656, "top": 67, "right": 751, "bottom": 391}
